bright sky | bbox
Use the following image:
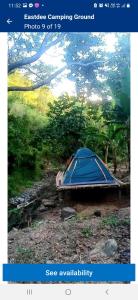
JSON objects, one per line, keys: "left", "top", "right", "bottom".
{"left": 41, "top": 33, "right": 117, "bottom": 98}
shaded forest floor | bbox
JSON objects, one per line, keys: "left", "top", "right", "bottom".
{"left": 8, "top": 166, "right": 130, "bottom": 265}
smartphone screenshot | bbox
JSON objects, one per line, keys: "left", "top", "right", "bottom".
{"left": 0, "top": 0, "right": 138, "bottom": 299}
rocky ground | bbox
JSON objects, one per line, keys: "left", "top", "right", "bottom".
{"left": 8, "top": 168, "right": 130, "bottom": 265}
{"left": 9, "top": 210, "right": 130, "bottom": 264}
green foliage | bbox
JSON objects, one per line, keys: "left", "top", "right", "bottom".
{"left": 16, "top": 247, "right": 34, "bottom": 263}
{"left": 65, "top": 33, "right": 104, "bottom": 97}
{"left": 45, "top": 95, "right": 86, "bottom": 159}
{"left": 119, "top": 218, "right": 130, "bottom": 226}
{"left": 101, "top": 215, "right": 130, "bottom": 228}
{"left": 8, "top": 75, "right": 54, "bottom": 197}
{"left": 8, "top": 169, "right": 38, "bottom": 197}
{"left": 81, "top": 226, "right": 93, "bottom": 238}
{"left": 31, "top": 220, "right": 44, "bottom": 229}
{"left": 102, "top": 215, "right": 120, "bottom": 227}
{"left": 8, "top": 208, "right": 23, "bottom": 231}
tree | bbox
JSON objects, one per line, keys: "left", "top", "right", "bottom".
{"left": 64, "top": 33, "right": 105, "bottom": 98}
{"left": 8, "top": 32, "right": 66, "bottom": 91}
{"left": 108, "top": 54, "right": 130, "bottom": 170}
{"left": 8, "top": 33, "right": 130, "bottom": 95}
{"left": 44, "top": 95, "right": 86, "bottom": 159}
{"left": 64, "top": 33, "right": 130, "bottom": 100}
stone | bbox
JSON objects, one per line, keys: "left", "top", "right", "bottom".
{"left": 94, "top": 210, "right": 102, "bottom": 217}
{"left": 12, "top": 227, "right": 18, "bottom": 232}
{"left": 48, "top": 195, "right": 57, "bottom": 201}
{"left": 9, "top": 180, "right": 48, "bottom": 206}
{"left": 61, "top": 207, "right": 76, "bottom": 220}
{"left": 9, "top": 240, "right": 14, "bottom": 244}
{"left": 9, "top": 258, "right": 15, "bottom": 264}
{"left": 46, "top": 260, "right": 54, "bottom": 264}
{"left": 90, "top": 240, "right": 105, "bottom": 258}
{"left": 120, "top": 249, "right": 130, "bottom": 261}
{"left": 90, "top": 238, "right": 118, "bottom": 260}
{"left": 38, "top": 204, "right": 48, "bottom": 212}
{"left": 22, "top": 228, "right": 30, "bottom": 233}
{"left": 42, "top": 199, "right": 56, "bottom": 207}
{"left": 117, "top": 207, "right": 130, "bottom": 219}
{"left": 103, "top": 239, "right": 118, "bottom": 257}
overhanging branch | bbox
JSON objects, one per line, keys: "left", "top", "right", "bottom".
{"left": 8, "top": 33, "right": 62, "bottom": 74}
{"left": 8, "top": 60, "right": 109, "bottom": 92}
{"left": 8, "top": 67, "right": 66, "bottom": 91}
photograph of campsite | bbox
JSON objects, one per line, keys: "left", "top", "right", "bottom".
{"left": 8, "top": 33, "right": 130, "bottom": 267}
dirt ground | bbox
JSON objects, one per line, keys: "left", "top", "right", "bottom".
{"left": 8, "top": 184, "right": 130, "bottom": 265}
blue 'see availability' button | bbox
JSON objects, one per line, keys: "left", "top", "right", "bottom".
{"left": 3, "top": 264, "right": 135, "bottom": 282}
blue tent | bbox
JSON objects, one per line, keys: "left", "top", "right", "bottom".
{"left": 62, "top": 148, "right": 118, "bottom": 186}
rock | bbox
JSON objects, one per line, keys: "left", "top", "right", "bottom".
{"left": 46, "top": 260, "right": 54, "bottom": 264}
{"left": 9, "top": 240, "right": 14, "bottom": 244}
{"left": 38, "top": 205, "right": 49, "bottom": 212}
{"left": 48, "top": 195, "right": 57, "bottom": 201}
{"left": 90, "top": 240, "right": 105, "bottom": 258}
{"left": 117, "top": 207, "right": 130, "bottom": 219}
{"left": 119, "top": 249, "right": 130, "bottom": 263}
{"left": 9, "top": 258, "right": 15, "bottom": 264}
{"left": 61, "top": 207, "right": 76, "bottom": 220}
{"left": 90, "top": 239, "right": 118, "bottom": 260}
{"left": 103, "top": 239, "right": 118, "bottom": 257}
{"left": 22, "top": 228, "right": 30, "bottom": 233}
{"left": 9, "top": 180, "right": 49, "bottom": 207}
{"left": 42, "top": 199, "right": 56, "bottom": 207}
{"left": 12, "top": 227, "right": 18, "bottom": 232}
{"left": 94, "top": 210, "right": 102, "bottom": 217}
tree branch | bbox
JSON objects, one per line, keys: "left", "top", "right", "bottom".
{"left": 8, "top": 33, "right": 62, "bottom": 73}
{"left": 69, "top": 60, "right": 108, "bottom": 67}
{"left": 8, "top": 60, "right": 109, "bottom": 92}
{"left": 8, "top": 67, "right": 66, "bottom": 91}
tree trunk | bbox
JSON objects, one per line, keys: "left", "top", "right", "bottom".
{"left": 113, "top": 148, "right": 117, "bottom": 174}
{"left": 105, "top": 144, "right": 109, "bottom": 164}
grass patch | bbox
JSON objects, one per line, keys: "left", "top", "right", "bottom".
{"left": 81, "top": 226, "right": 93, "bottom": 238}
{"left": 68, "top": 214, "right": 89, "bottom": 225}
{"left": 119, "top": 218, "right": 130, "bottom": 226}
{"left": 8, "top": 168, "right": 42, "bottom": 198}
{"left": 101, "top": 215, "right": 130, "bottom": 228}
{"left": 101, "top": 215, "right": 120, "bottom": 227}
{"left": 31, "top": 220, "right": 44, "bottom": 229}
{"left": 16, "top": 247, "right": 34, "bottom": 263}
